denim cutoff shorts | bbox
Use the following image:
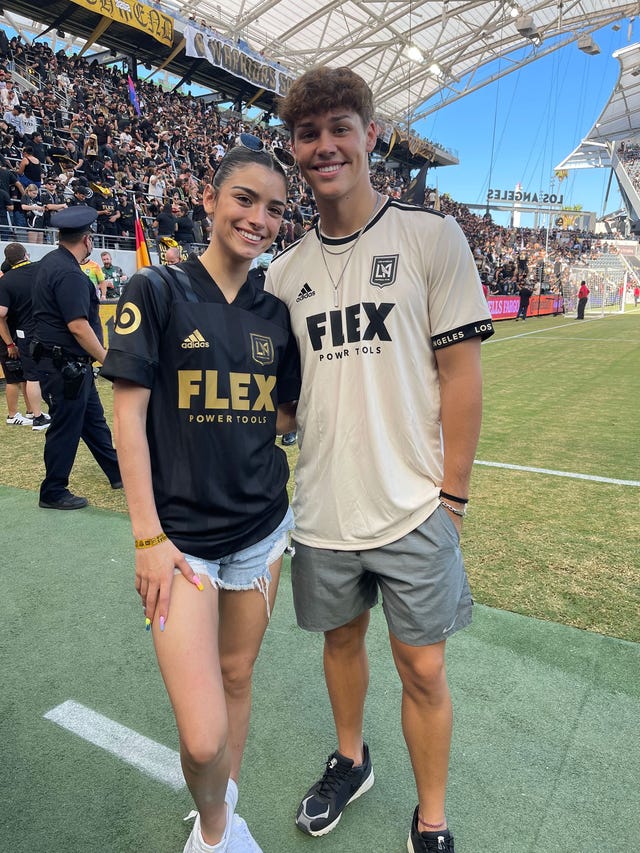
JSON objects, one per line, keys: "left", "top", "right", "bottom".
{"left": 181, "top": 506, "right": 294, "bottom": 618}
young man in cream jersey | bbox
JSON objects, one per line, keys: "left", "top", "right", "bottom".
{"left": 266, "top": 66, "right": 494, "bottom": 853}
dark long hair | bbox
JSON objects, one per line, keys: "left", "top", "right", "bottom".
{"left": 212, "top": 145, "right": 287, "bottom": 193}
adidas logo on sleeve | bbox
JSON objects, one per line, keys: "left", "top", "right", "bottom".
{"left": 181, "top": 329, "right": 210, "bottom": 349}
{"left": 296, "top": 283, "right": 316, "bottom": 302}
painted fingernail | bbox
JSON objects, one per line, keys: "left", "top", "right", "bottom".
{"left": 145, "top": 618, "right": 151, "bottom": 631}
{"left": 159, "top": 616, "right": 165, "bottom": 632}
{"left": 192, "top": 574, "right": 204, "bottom": 591}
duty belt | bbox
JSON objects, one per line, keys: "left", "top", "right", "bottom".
{"left": 34, "top": 343, "right": 92, "bottom": 364}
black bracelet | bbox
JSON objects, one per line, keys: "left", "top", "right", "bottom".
{"left": 439, "top": 489, "right": 469, "bottom": 504}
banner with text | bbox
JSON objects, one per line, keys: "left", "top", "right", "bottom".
{"left": 70, "top": 0, "right": 173, "bottom": 47}
{"left": 487, "top": 294, "right": 564, "bottom": 321}
{"left": 184, "top": 25, "right": 294, "bottom": 97}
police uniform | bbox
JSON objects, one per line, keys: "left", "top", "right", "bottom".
{"left": 100, "top": 258, "right": 300, "bottom": 559}
{"left": 32, "top": 206, "right": 120, "bottom": 508}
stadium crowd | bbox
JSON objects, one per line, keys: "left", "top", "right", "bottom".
{"left": 0, "top": 33, "right": 629, "bottom": 294}
{"left": 617, "top": 140, "right": 640, "bottom": 195}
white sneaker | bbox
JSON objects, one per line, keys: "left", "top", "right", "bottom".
{"left": 183, "top": 779, "right": 239, "bottom": 853}
{"left": 183, "top": 812, "right": 223, "bottom": 853}
{"left": 228, "top": 814, "right": 263, "bottom": 853}
{"left": 6, "top": 412, "right": 31, "bottom": 425}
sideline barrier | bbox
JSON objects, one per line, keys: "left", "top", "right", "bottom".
{"left": 99, "top": 302, "right": 118, "bottom": 350}
{"left": 487, "top": 293, "right": 564, "bottom": 320}
{"left": 1, "top": 294, "right": 568, "bottom": 381}
{"left": 96, "top": 295, "right": 566, "bottom": 341}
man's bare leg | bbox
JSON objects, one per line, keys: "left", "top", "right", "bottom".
{"left": 324, "top": 610, "right": 370, "bottom": 763}
{"left": 390, "top": 635, "right": 451, "bottom": 829}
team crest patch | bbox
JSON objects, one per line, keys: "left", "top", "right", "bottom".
{"left": 250, "top": 333, "right": 274, "bottom": 366}
{"left": 370, "top": 254, "right": 399, "bottom": 288}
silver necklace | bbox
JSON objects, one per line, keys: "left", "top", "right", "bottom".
{"left": 320, "top": 241, "right": 358, "bottom": 257}
{"left": 319, "top": 192, "right": 383, "bottom": 307}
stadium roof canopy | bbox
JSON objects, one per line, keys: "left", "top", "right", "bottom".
{"left": 556, "top": 43, "right": 640, "bottom": 170}
{"left": 2, "top": 1, "right": 637, "bottom": 128}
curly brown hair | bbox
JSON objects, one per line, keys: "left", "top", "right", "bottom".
{"left": 278, "top": 67, "right": 374, "bottom": 133}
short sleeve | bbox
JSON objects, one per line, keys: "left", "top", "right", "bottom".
{"left": 427, "top": 215, "right": 494, "bottom": 349}
{"left": 55, "top": 270, "right": 92, "bottom": 325}
{"left": 0, "top": 278, "right": 10, "bottom": 310}
{"left": 277, "top": 328, "right": 301, "bottom": 404}
{"left": 100, "top": 271, "right": 171, "bottom": 388}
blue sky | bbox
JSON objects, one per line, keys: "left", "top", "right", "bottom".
{"left": 416, "top": 22, "right": 633, "bottom": 226}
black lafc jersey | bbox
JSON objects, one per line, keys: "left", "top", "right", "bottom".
{"left": 101, "top": 256, "right": 301, "bottom": 560}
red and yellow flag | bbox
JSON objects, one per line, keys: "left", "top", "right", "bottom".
{"left": 134, "top": 208, "right": 151, "bottom": 270}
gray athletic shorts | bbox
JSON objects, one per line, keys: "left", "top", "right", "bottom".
{"left": 291, "top": 504, "right": 473, "bottom": 646}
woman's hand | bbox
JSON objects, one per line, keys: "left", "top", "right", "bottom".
{"left": 135, "top": 538, "right": 202, "bottom": 630}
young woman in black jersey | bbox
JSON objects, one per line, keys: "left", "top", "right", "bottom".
{"left": 103, "top": 146, "right": 299, "bottom": 853}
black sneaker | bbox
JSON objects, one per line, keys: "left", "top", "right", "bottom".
{"left": 32, "top": 414, "right": 51, "bottom": 431}
{"left": 39, "top": 492, "right": 88, "bottom": 510}
{"left": 408, "top": 806, "right": 454, "bottom": 852}
{"left": 296, "top": 743, "right": 374, "bottom": 836}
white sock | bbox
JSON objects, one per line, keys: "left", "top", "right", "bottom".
{"left": 226, "top": 777, "right": 239, "bottom": 811}
{"left": 186, "top": 778, "right": 238, "bottom": 853}
{"left": 191, "top": 799, "right": 233, "bottom": 852}
{"left": 194, "top": 816, "right": 230, "bottom": 852}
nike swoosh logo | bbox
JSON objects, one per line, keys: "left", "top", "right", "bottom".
{"left": 301, "top": 796, "right": 329, "bottom": 820}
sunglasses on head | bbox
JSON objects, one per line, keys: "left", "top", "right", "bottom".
{"left": 238, "top": 133, "right": 296, "bottom": 170}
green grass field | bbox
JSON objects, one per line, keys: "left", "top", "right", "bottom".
{"left": 2, "top": 309, "right": 638, "bottom": 640}
{"left": 1, "top": 309, "right": 639, "bottom": 853}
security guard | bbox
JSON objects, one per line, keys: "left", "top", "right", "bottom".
{"left": 0, "top": 242, "right": 50, "bottom": 430}
{"left": 31, "top": 206, "right": 121, "bottom": 509}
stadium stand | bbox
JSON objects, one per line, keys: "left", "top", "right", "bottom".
{"left": 0, "top": 34, "right": 638, "bottom": 315}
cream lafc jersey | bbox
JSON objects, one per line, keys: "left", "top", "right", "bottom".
{"left": 266, "top": 198, "right": 494, "bottom": 550}
{"left": 101, "top": 258, "right": 301, "bottom": 560}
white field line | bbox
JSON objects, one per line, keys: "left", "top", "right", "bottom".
{"left": 475, "top": 460, "right": 640, "bottom": 487}
{"left": 486, "top": 319, "right": 592, "bottom": 344}
{"left": 516, "top": 337, "right": 638, "bottom": 342}
{"left": 44, "top": 700, "right": 185, "bottom": 790}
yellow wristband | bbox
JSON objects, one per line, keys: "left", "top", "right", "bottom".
{"left": 134, "top": 532, "right": 168, "bottom": 550}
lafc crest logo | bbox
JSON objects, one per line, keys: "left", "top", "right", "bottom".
{"left": 250, "top": 333, "right": 274, "bottom": 366}
{"left": 370, "top": 255, "right": 398, "bottom": 288}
